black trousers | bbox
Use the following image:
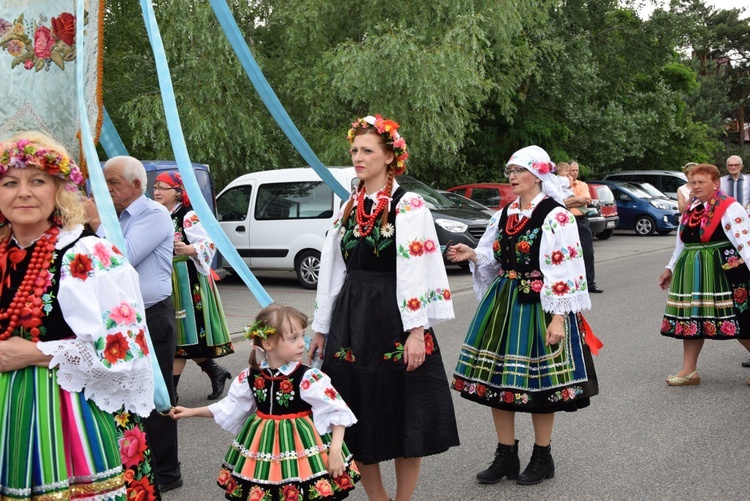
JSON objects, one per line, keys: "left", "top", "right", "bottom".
{"left": 576, "top": 216, "right": 596, "bottom": 286}
{"left": 144, "top": 297, "right": 181, "bottom": 485}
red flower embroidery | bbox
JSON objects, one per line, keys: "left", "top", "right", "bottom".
{"left": 51, "top": 12, "right": 76, "bottom": 45}
{"left": 301, "top": 379, "right": 311, "bottom": 390}
{"left": 720, "top": 321, "right": 737, "bottom": 336}
{"left": 119, "top": 426, "right": 148, "bottom": 468}
{"left": 324, "top": 387, "right": 338, "bottom": 400}
{"left": 734, "top": 287, "right": 748, "bottom": 304}
{"left": 492, "top": 240, "right": 500, "bottom": 252}
{"left": 443, "top": 289, "right": 451, "bottom": 300}
{"left": 516, "top": 241, "right": 531, "bottom": 253}
{"left": 503, "top": 392, "right": 514, "bottom": 403}
{"left": 279, "top": 379, "right": 294, "bottom": 394}
{"left": 476, "top": 384, "right": 486, "bottom": 397}
{"left": 552, "top": 281, "right": 570, "bottom": 296}
{"left": 408, "top": 240, "right": 424, "bottom": 256}
{"left": 281, "top": 484, "right": 301, "bottom": 500}
{"left": 103, "top": 332, "right": 129, "bottom": 364}
{"left": 253, "top": 376, "right": 265, "bottom": 390}
{"left": 334, "top": 473, "right": 355, "bottom": 490}
{"left": 135, "top": 329, "right": 149, "bottom": 355}
{"left": 217, "top": 468, "right": 232, "bottom": 486}
{"left": 567, "top": 245, "right": 578, "bottom": 258}
{"left": 407, "top": 298, "right": 422, "bottom": 311}
{"left": 531, "top": 280, "right": 543, "bottom": 292}
{"left": 70, "top": 254, "right": 93, "bottom": 280}
{"left": 424, "top": 333, "right": 435, "bottom": 355}
{"left": 313, "top": 480, "right": 334, "bottom": 497}
{"left": 453, "top": 378, "right": 465, "bottom": 391}
{"left": 550, "top": 251, "right": 564, "bottom": 265}
{"left": 33, "top": 26, "right": 54, "bottom": 58}
{"left": 703, "top": 322, "right": 716, "bottom": 336}
{"left": 126, "top": 476, "right": 157, "bottom": 501}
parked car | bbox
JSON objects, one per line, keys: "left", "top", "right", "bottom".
{"left": 439, "top": 190, "right": 496, "bottom": 216}
{"left": 602, "top": 170, "right": 687, "bottom": 200}
{"left": 216, "top": 167, "right": 490, "bottom": 288}
{"left": 588, "top": 183, "right": 619, "bottom": 240}
{"left": 624, "top": 182, "right": 678, "bottom": 210}
{"left": 593, "top": 180, "right": 680, "bottom": 235}
{"left": 445, "top": 183, "right": 515, "bottom": 211}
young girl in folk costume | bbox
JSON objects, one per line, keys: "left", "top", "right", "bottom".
{"left": 171, "top": 304, "right": 360, "bottom": 500}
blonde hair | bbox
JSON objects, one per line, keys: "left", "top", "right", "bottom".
{"left": 0, "top": 131, "right": 86, "bottom": 241}
{"left": 249, "top": 303, "right": 308, "bottom": 369}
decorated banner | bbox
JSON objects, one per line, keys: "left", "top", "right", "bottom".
{"left": 0, "top": 0, "right": 103, "bottom": 166}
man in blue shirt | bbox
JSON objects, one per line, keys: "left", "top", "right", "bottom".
{"left": 85, "top": 156, "right": 182, "bottom": 493}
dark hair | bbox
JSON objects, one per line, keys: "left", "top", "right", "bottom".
{"left": 249, "top": 304, "right": 308, "bottom": 369}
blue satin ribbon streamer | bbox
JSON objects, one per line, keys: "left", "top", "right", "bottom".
{"left": 139, "top": 0, "right": 273, "bottom": 308}
{"left": 100, "top": 107, "right": 129, "bottom": 157}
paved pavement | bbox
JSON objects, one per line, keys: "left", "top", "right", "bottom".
{"left": 164, "top": 231, "right": 750, "bottom": 500}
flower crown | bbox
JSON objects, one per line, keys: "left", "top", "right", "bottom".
{"left": 0, "top": 139, "right": 85, "bottom": 188}
{"left": 347, "top": 114, "right": 408, "bottom": 175}
{"left": 244, "top": 319, "right": 277, "bottom": 340}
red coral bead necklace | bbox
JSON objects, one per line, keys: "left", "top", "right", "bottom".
{"left": 0, "top": 227, "right": 58, "bottom": 342}
{"left": 686, "top": 205, "right": 705, "bottom": 228}
{"left": 355, "top": 187, "right": 389, "bottom": 237}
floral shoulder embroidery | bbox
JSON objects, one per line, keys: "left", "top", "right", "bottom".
{"left": 543, "top": 243, "right": 581, "bottom": 266}
{"left": 96, "top": 301, "right": 148, "bottom": 367}
{"left": 0, "top": 11, "right": 83, "bottom": 72}
{"left": 397, "top": 237, "right": 438, "bottom": 260}
{"left": 62, "top": 240, "right": 127, "bottom": 281}
{"left": 542, "top": 208, "right": 574, "bottom": 231}
{"left": 396, "top": 194, "right": 427, "bottom": 214}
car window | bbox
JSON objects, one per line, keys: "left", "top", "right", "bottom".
{"left": 634, "top": 182, "right": 667, "bottom": 198}
{"left": 217, "top": 185, "right": 252, "bottom": 221}
{"left": 451, "top": 188, "right": 467, "bottom": 197}
{"left": 595, "top": 186, "right": 615, "bottom": 203}
{"left": 443, "top": 192, "right": 489, "bottom": 211}
{"left": 660, "top": 176, "right": 683, "bottom": 193}
{"left": 255, "top": 181, "right": 334, "bottom": 220}
{"left": 470, "top": 188, "right": 501, "bottom": 208}
{"left": 396, "top": 176, "right": 453, "bottom": 210}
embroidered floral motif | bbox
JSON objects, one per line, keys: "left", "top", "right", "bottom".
{"left": 323, "top": 387, "right": 341, "bottom": 401}
{"left": 0, "top": 11, "right": 83, "bottom": 72}
{"left": 383, "top": 342, "right": 405, "bottom": 362}
{"left": 399, "top": 288, "right": 451, "bottom": 313}
{"left": 334, "top": 347, "right": 355, "bottom": 363}
{"left": 734, "top": 286, "right": 749, "bottom": 312}
{"left": 548, "top": 386, "right": 583, "bottom": 403}
{"left": 68, "top": 253, "right": 93, "bottom": 280}
{"left": 397, "top": 238, "right": 438, "bottom": 260}
{"left": 308, "top": 479, "right": 335, "bottom": 499}
{"left": 550, "top": 281, "right": 570, "bottom": 296}
{"left": 252, "top": 375, "right": 268, "bottom": 402}
{"left": 500, "top": 390, "right": 530, "bottom": 404}
{"left": 513, "top": 228, "right": 541, "bottom": 266}
{"left": 396, "top": 196, "right": 426, "bottom": 214}
{"left": 275, "top": 378, "right": 295, "bottom": 407}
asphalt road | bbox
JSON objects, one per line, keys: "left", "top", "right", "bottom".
{"left": 164, "top": 231, "right": 750, "bottom": 500}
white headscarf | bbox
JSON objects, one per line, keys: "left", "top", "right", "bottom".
{"left": 506, "top": 145, "right": 565, "bottom": 205}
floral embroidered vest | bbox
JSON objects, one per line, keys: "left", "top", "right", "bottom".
{"left": 248, "top": 364, "right": 312, "bottom": 415}
{"left": 496, "top": 197, "right": 562, "bottom": 303}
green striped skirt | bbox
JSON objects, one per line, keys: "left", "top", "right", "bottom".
{"left": 661, "top": 240, "right": 750, "bottom": 339}
{"left": 452, "top": 275, "right": 598, "bottom": 413}
{"left": 0, "top": 367, "right": 126, "bottom": 500}
{"left": 218, "top": 411, "right": 359, "bottom": 500}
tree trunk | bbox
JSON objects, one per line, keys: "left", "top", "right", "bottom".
{"left": 740, "top": 104, "right": 746, "bottom": 152}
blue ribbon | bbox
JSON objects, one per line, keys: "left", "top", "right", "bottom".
{"left": 100, "top": 107, "right": 129, "bottom": 157}
{"left": 139, "top": 0, "right": 273, "bottom": 308}
{"left": 208, "top": 0, "right": 350, "bottom": 202}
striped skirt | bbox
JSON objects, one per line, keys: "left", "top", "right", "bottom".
{"left": 452, "top": 276, "right": 598, "bottom": 413}
{"left": 218, "top": 411, "right": 359, "bottom": 500}
{"left": 661, "top": 241, "right": 750, "bottom": 339}
{"left": 0, "top": 367, "right": 126, "bottom": 500}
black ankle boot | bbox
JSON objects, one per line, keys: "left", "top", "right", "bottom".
{"left": 172, "top": 374, "right": 181, "bottom": 404}
{"left": 476, "top": 440, "right": 520, "bottom": 484}
{"left": 198, "top": 359, "right": 231, "bottom": 400}
{"left": 517, "top": 443, "right": 555, "bottom": 485}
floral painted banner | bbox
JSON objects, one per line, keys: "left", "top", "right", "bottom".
{"left": 0, "top": 0, "right": 103, "bottom": 163}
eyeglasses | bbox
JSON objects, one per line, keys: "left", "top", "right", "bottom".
{"left": 153, "top": 186, "right": 175, "bottom": 192}
{"left": 727, "top": 163, "right": 742, "bottom": 167}
{"left": 503, "top": 167, "right": 529, "bottom": 177}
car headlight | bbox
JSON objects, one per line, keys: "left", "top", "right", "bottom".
{"left": 650, "top": 200, "right": 671, "bottom": 210}
{"left": 435, "top": 218, "right": 468, "bottom": 233}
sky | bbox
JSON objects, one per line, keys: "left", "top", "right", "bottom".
{"left": 638, "top": 0, "right": 750, "bottom": 18}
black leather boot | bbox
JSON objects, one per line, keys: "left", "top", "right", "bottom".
{"left": 172, "top": 374, "right": 181, "bottom": 404}
{"left": 517, "top": 443, "right": 555, "bottom": 485}
{"left": 198, "top": 359, "right": 231, "bottom": 400}
{"left": 476, "top": 440, "right": 520, "bottom": 484}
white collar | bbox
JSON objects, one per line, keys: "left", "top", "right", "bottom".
{"left": 259, "top": 359, "right": 300, "bottom": 375}
{"left": 507, "top": 192, "right": 546, "bottom": 219}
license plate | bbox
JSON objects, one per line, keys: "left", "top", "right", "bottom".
{"left": 606, "top": 221, "right": 615, "bottom": 228}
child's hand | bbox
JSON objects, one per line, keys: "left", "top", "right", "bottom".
{"left": 170, "top": 406, "right": 191, "bottom": 420}
{"left": 327, "top": 450, "right": 345, "bottom": 478}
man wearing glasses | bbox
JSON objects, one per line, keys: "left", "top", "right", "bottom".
{"left": 720, "top": 156, "right": 749, "bottom": 208}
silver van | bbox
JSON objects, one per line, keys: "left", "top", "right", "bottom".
{"left": 603, "top": 170, "right": 687, "bottom": 200}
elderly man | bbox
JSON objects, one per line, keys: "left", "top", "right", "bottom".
{"left": 720, "top": 155, "right": 749, "bottom": 208}
{"left": 84, "top": 156, "right": 183, "bottom": 493}
{"left": 565, "top": 161, "right": 603, "bottom": 293}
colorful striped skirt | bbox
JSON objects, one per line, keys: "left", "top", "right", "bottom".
{"left": 0, "top": 367, "right": 126, "bottom": 500}
{"left": 218, "top": 411, "right": 359, "bottom": 500}
{"left": 452, "top": 276, "right": 598, "bottom": 413}
{"left": 661, "top": 241, "right": 750, "bottom": 339}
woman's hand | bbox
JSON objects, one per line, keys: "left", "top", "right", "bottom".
{"left": 0, "top": 336, "right": 52, "bottom": 372}
{"left": 169, "top": 405, "right": 212, "bottom": 420}
{"left": 404, "top": 327, "right": 426, "bottom": 372}
{"left": 546, "top": 315, "right": 565, "bottom": 346}
{"left": 308, "top": 332, "right": 326, "bottom": 363}
{"left": 446, "top": 243, "right": 477, "bottom": 264}
{"left": 658, "top": 269, "right": 673, "bottom": 290}
{"left": 174, "top": 242, "right": 196, "bottom": 257}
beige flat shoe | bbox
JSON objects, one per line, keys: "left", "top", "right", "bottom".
{"left": 666, "top": 371, "right": 700, "bottom": 386}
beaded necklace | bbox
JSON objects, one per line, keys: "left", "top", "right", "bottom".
{"left": 355, "top": 187, "right": 389, "bottom": 237}
{"left": 505, "top": 201, "right": 534, "bottom": 236}
{"left": 0, "top": 227, "right": 58, "bottom": 342}
{"left": 685, "top": 205, "right": 705, "bottom": 228}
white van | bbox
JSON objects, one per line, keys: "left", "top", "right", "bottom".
{"left": 216, "top": 167, "right": 357, "bottom": 289}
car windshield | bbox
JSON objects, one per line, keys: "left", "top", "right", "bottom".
{"left": 617, "top": 182, "right": 654, "bottom": 199}
{"left": 593, "top": 185, "right": 615, "bottom": 203}
{"left": 440, "top": 191, "right": 490, "bottom": 211}
{"left": 396, "top": 176, "right": 453, "bottom": 210}
{"left": 633, "top": 182, "right": 668, "bottom": 199}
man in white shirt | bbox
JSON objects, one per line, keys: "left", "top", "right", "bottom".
{"left": 720, "top": 155, "right": 749, "bottom": 207}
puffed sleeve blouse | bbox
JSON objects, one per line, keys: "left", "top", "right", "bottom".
{"left": 37, "top": 225, "right": 155, "bottom": 417}
{"left": 470, "top": 193, "right": 591, "bottom": 315}
{"left": 181, "top": 208, "right": 216, "bottom": 276}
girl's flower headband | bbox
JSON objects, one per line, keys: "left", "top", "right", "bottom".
{"left": 0, "top": 139, "right": 85, "bottom": 189}
{"left": 347, "top": 114, "right": 409, "bottom": 175}
{"left": 244, "top": 320, "right": 277, "bottom": 340}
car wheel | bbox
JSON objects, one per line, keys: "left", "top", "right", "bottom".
{"left": 657, "top": 230, "right": 672, "bottom": 235}
{"left": 295, "top": 250, "right": 321, "bottom": 289}
{"left": 595, "top": 229, "right": 614, "bottom": 240}
{"left": 634, "top": 216, "right": 656, "bottom": 236}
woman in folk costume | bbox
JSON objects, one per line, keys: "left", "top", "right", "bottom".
{"left": 153, "top": 171, "right": 234, "bottom": 401}
{"left": 0, "top": 132, "right": 157, "bottom": 499}
{"left": 658, "top": 163, "right": 750, "bottom": 386}
{"left": 448, "top": 145, "right": 599, "bottom": 486}
{"left": 309, "top": 115, "right": 459, "bottom": 500}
